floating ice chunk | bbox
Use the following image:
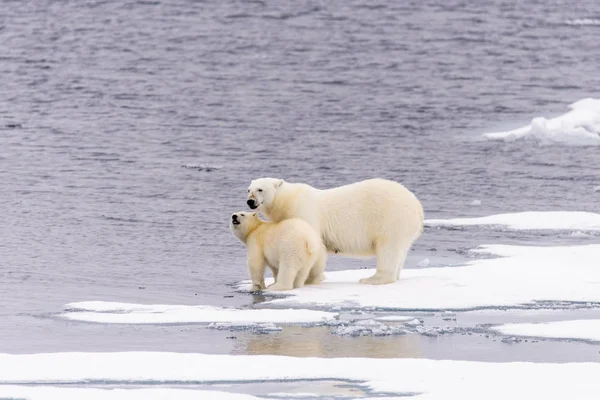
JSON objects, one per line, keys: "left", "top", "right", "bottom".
{"left": 565, "top": 18, "right": 600, "bottom": 26}
{"left": 425, "top": 211, "right": 600, "bottom": 231}
{"left": 483, "top": 98, "right": 600, "bottom": 146}
{"left": 61, "top": 301, "right": 336, "bottom": 325}
{"left": 237, "top": 244, "right": 600, "bottom": 311}
{"left": 493, "top": 319, "right": 600, "bottom": 342}
{"left": 181, "top": 163, "right": 222, "bottom": 171}
{"left": 3, "top": 352, "right": 600, "bottom": 399}
{"left": 208, "top": 322, "right": 283, "bottom": 333}
{"left": 415, "top": 325, "right": 459, "bottom": 337}
{"left": 469, "top": 199, "right": 482, "bottom": 206}
{"left": 374, "top": 315, "right": 418, "bottom": 323}
{"left": 417, "top": 258, "right": 430, "bottom": 267}
{"left": 332, "top": 319, "right": 409, "bottom": 337}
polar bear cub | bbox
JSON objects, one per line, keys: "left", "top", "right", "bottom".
{"left": 246, "top": 178, "right": 424, "bottom": 285}
{"left": 229, "top": 211, "right": 327, "bottom": 291}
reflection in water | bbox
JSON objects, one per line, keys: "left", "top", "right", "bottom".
{"left": 236, "top": 326, "right": 422, "bottom": 358}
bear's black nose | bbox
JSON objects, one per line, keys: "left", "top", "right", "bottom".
{"left": 232, "top": 214, "right": 238, "bottom": 221}
{"left": 247, "top": 199, "right": 258, "bottom": 209}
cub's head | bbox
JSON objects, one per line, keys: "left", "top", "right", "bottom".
{"left": 229, "top": 211, "right": 260, "bottom": 243}
{"left": 246, "top": 177, "right": 284, "bottom": 211}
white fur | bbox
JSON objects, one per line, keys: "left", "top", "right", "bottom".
{"left": 247, "top": 178, "right": 424, "bottom": 285}
{"left": 229, "top": 211, "right": 327, "bottom": 291}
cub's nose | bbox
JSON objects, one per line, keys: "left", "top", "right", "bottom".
{"left": 231, "top": 214, "right": 238, "bottom": 221}
{"left": 247, "top": 199, "right": 257, "bottom": 209}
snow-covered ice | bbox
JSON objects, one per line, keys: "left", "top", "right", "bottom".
{"left": 425, "top": 211, "right": 600, "bottom": 231}
{"left": 61, "top": 301, "right": 336, "bottom": 325}
{"left": 483, "top": 98, "right": 600, "bottom": 146}
{"left": 237, "top": 244, "right": 600, "bottom": 311}
{"left": 0, "top": 386, "right": 261, "bottom": 400}
{"left": 1, "top": 352, "right": 600, "bottom": 399}
{"left": 494, "top": 319, "right": 600, "bottom": 342}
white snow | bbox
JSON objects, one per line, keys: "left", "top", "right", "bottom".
{"left": 61, "top": 301, "right": 336, "bottom": 325}
{"left": 237, "top": 244, "right": 600, "bottom": 311}
{"left": 0, "top": 386, "right": 260, "bottom": 400}
{"left": 1, "top": 352, "right": 600, "bottom": 399}
{"left": 494, "top": 319, "right": 600, "bottom": 342}
{"left": 483, "top": 98, "right": 600, "bottom": 146}
{"left": 425, "top": 211, "right": 600, "bottom": 231}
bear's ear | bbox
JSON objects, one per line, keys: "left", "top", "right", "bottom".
{"left": 276, "top": 179, "right": 284, "bottom": 188}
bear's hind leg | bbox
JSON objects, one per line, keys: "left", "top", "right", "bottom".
{"left": 359, "top": 240, "right": 404, "bottom": 285}
{"left": 266, "top": 263, "right": 297, "bottom": 291}
{"left": 305, "top": 251, "right": 326, "bottom": 285}
{"left": 293, "top": 265, "right": 311, "bottom": 289}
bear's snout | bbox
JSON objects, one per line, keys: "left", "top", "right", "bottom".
{"left": 231, "top": 214, "right": 240, "bottom": 225}
{"left": 247, "top": 199, "right": 258, "bottom": 209}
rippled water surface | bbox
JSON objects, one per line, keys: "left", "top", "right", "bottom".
{"left": 2, "top": 0, "right": 600, "bottom": 354}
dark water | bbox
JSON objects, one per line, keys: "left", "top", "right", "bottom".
{"left": 2, "top": 0, "right": 600, "bottom": 355}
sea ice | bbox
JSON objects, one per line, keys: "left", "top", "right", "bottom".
{"left": 1, "top": 352, "right": 600, "bottom": 399}
{"left": 236, "top": 244, "right": 600, "bottom": 311}
{"left": 425, "top": 211, "right": 600, "bottom": 231}
{"left": 564, "top": 18, "right": 600, "bottom": 26}
{"left": 493, "top": 319, "right": 600, "bottom": 342}
{"left": 0, "top": 386, "right": 261, "bottom": 400}
{"left": 332, "top": 319, "right": 409, "bottom": 337}
{"left": 61, "top": 301, "right": 336, "bottom": 325}
{"left": 483, "top": 98, "right": 600, "bottom": 146}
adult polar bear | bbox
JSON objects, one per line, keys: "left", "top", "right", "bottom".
{"left": 246, "top": 178, "right": 424, "bottom": 285}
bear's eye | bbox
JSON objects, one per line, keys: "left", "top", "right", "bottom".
{"left": 258, "top": 189, "right": 263, "bottom": 192}
{"left": 247, "top": 189, "right": 250, "bottom": 192}
{"left": 240, "top": 213, "right": 245, "bottom": 216}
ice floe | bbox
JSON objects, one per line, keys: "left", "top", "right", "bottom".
{"left": 494, "top": 319, "right": 600, "bottom": 342}
{"left": 425, "top": 211, "right": 600, "bottom": 231}
{"left": 61, "top": 301, "right": 336, "bottom": 325}
{"left": 1, "top": 352, "right": 600, "bottom": 399}
{"left": 0, "top": 386, "right": 260, "bottom": 400}
{"left": 483, "top": 98, "right": 600, "bottom": 146}
{"left": 564, "top": 18, "right": 600, "bottom": 26}
{"left": 332, "top": 319, "right": 411, "bottom": 337}
{"left": 237, "top": 244, "right": 600, "bottom": 311}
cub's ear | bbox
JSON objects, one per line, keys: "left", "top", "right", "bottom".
{"left": 276, "top": 179, "right": 284, "bottom": 188}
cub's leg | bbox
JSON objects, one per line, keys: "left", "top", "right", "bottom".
{"left": 266, "top": 261, "right": 297, "bottom": 291}
{"left": 305, "top": 249, "right": 326, "bottom": 285}
{"left": 247, "top": 249, "right": 267, "bottom": 291}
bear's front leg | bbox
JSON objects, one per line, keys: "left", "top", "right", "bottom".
{"left": 247, "top": 251, "right": 267, "bottom": 292}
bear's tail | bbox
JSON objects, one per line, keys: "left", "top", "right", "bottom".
{"left": 305, "top": 239, "right": 315, "bottom": 259}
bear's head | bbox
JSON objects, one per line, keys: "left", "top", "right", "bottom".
{"left": 246, "top": 177, "right": 284, "bottom": 212}
{"left": 229, "top": 211, "right": 260, "bottom": 243}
